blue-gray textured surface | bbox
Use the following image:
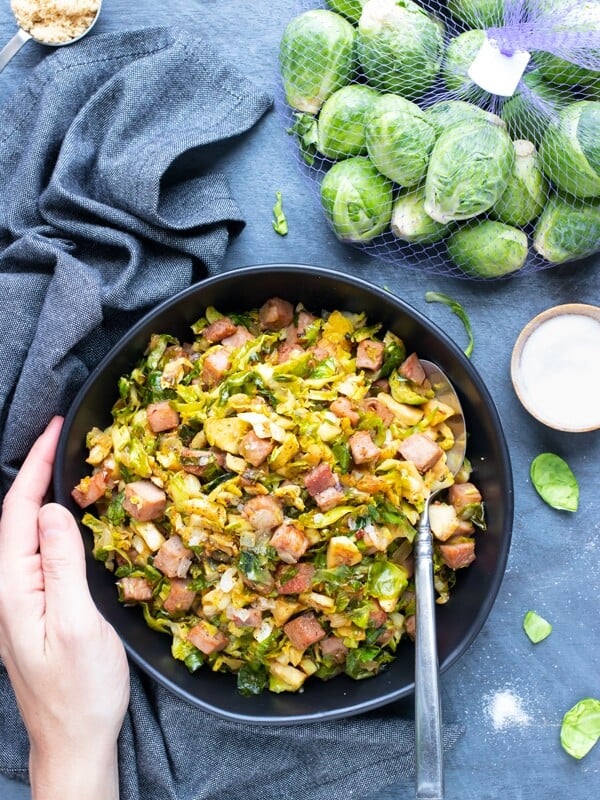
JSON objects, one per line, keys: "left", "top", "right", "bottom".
{"left": 0, "top": 1, "right": 598, "bottom": 799}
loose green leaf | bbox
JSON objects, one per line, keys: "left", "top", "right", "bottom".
{"left": 523, "top": 610, "right": 552, "bottom": 643}
{"left": 530, "top": 453, "right": 579, "bottom": 512}
{"left": 560, "top": 698, "right": 600, "bottom": 759}
{"left": 272, "top": 191, "right": 288, "bottom": 236}
{"left": 425, "top": 291, "right": 474, "bottom": 358}
{"left": 287, "top": 112, "right": 319, "bottom": 165}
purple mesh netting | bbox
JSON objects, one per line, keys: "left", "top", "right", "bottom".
{"left": 278, "top": 0, "right": 600, "bottom": 280}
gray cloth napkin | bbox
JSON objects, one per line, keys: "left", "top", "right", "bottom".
{"left": 0, "top": 25, "right": 463, "bottom": 800}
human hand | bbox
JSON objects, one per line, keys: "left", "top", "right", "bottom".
{"left": 0, "top": 417, "right": 130, "bottom": 800}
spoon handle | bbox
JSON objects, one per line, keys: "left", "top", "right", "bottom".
{"left": 414, "top": 508, "right": 444, "bottom": 800}
{"left": 0, "top": 29, "right": 32, "bottom": 73}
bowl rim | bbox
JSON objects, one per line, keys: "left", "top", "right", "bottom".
{"left": 510, "top": 302, "right": 600, "bottom": 433}
{"left": 54, "top": 262, "right": 514, "bottom": 723}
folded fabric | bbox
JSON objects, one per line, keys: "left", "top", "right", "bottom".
{"left": 0, "top": 26, "right": 272, "bottom": 498}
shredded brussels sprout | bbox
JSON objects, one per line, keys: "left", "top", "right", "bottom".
{"left": 72, "top": 299, "right": 484, "bottom": 694}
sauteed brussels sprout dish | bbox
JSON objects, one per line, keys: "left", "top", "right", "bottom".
{"left": 72, "top": 298, "right": 485, "bottom": 695}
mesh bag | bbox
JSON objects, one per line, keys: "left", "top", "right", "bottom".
{"left": 278, "top": 0, "right": 600, "bottom": 279}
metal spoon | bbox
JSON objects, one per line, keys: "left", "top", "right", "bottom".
{"left": 414, "top": 359, "right": 467, "bottom": 800}
{"left": 0, "top": 1, "right": 102, "bottom": 73}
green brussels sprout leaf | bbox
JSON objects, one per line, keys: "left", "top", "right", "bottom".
{"left": 272, "top": 191, "right": 288, "bottom": 236}
{"left": 523, "top": 610, "right": 553, "bottom": 643}
{"left": 530, "top": 453, "right": 579, "bottom": 512}
{"left": 425, "top": 291, "right": 474, "bottom": 358}
{"left": 560, "top": 698, "right": 600, "bottom": 760}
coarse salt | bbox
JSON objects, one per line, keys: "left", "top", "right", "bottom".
{"left": 485, "top": 690, "right": 531, "bottom": 731}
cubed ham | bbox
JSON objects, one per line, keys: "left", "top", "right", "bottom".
{"left": 118, "top": 576, "right": 153, "bottom": 603}
{"left": 222, "top": 325, "right": 254, "bottom": 350}
{"left": 147, "top": 401, "right": 180, "bottom": 433}
{"left": 276, "top": 343, "right": 305, "bottom": 363}
{"left": 349, "top": 430, "right": 381, "bottom": 464}
{"left": 304, "top": 462, "right": 337, "bottom": 497}
{"left": 297, "top": 310, "right": 317, "bottom": 334}
{"left": 356, "top": 338, "right": 385, "bottom": 371}
{"left": 152, "top": 535, "right": 193, "bottom": 578}
{"left": 399, "top": 352, "right": 426, "bottom": 385}
{"left": 202, "top": 317, "right": 237, "bottom": 343}
{"left": 405, "top": 614, "right": 416, "bottom": 640}
{"left": 162, "top": 578, "right": 196, "bottom": 614}
{"left": 258, "top": 297, "right": 294, "bottom": 331}
{"left": 226, "top": 606, "right": 263, "bottom": 628}
{"left": 448, "top": 482, "right": 482, "bottom": 515}
{"left": 369, "top": 600, "right": 388, "bottom": 629}
{"left": 320, "top": 635, "right": 348, "bottom": 663}
{"left": 187, "top": 622, "right": 228, "bottom": 655}
{"left": 314, "top": 485, "right": 346, "bottom": 511}
{"left": 71, "top": 470, "right": 110, "bottom": 508}
{"left": 243, "top": 495, "right": 283, "bottom": 531}
{"left": 270, "top": 523, "right": 309, "bottom": 564}
{"left": 398, "top": 433, "right": 443, "bottom": 473}
{"left": 239, "top": 431, "right": 274, "bottom": 467}
{"left": 201, "top": 347, "right": 231, "bottom": 387}
{"left": 329, "top": 397, "right": 359, "bottom": 425}
{"left": 439, "top": 538, "right": 476, "bottom": 570}
{"left": 276, "top": 562, "right": 314, "bottom": 595}
{"left": 283, "top": 612, "right": 326, "bottom": 651}
{"left": 123, "top": 480, "right": 167, "bottom": 522}
{"left": 361, "top": 397, "right": 395, "bottom": 427}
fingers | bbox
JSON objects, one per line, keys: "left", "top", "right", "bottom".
{"left": 0, "top": 416, "right": 64, "bottom": 562}
{"left": 38, "top": 502, "right": 95, "bottom": 629}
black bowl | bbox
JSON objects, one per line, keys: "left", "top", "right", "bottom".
{"left": 54, "top": 264, "right": 513, "bottom": 724}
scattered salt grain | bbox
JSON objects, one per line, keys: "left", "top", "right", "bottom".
{"left": 485, "top": 690, "right": 531, "bottom": 731}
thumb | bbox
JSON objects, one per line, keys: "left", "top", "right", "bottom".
{"left": 38, "top": 503, "right": 94, "bottom": 622}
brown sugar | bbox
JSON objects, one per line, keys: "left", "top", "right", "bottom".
{"left": 11, "top": 0, "right": 100, "bottom": 44}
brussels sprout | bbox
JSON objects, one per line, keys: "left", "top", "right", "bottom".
{"left": 365, "top": 94, "right": 437, "bottom": 186}
{"left": 357, "top": 0, "right": 444, "bottom": 100}
{"left": 493, "top": 140, "right": 548, "bottom": 227}
{"left": 327, "top": 0, "right": 368, "bottom": 24}
{"left": 447, "top": 0, "right": 504, "bottom": 28}
{"left": 539, "top": 100, "right": 600, "bottom": 198}
{"left": 391, "top": 185, "right": 452, "bottom": 243}
{"left": 442, "top": 29, "right": 489, "bottom": 103}
{"left": 447, "top": 221, "right": 529, "bottom": 277}
{"left": 424, "top": 117, "right": 514, "bottom": 223}
{"left": 320, "top": 156, "right": 393, "bottom": 241}
{"left": 533, "top": 195, "right": 600, "bottom": 263}
{"left": 317, "top": 85, "right": 380, "bottom": 160}
{"left": 533, "top": 1, "right": 600, "bottom": 89}
{"left": 427, "top": 99, "right": 504, "bottom": 135}
{"left": 500, "top": 69, "right": 571, "bottom": 146}
{"left": 279, "top": 9, "right": 356, "bottom": 114}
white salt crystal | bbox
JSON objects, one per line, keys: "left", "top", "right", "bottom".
{"left": 485, "top": 690, "right": 531, "bottom": 730}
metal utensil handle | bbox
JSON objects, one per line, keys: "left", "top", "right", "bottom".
{"left": 415, "top": 509, "right": 444, "bottom": 800}
{"left": 0, "top": 28, "right": 32, "bottom": 73}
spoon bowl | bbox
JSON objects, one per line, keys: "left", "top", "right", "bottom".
{"left": 414, "top": 359, "right": 467, "bottom": 800}
{"left": 0, "top": 0, "right": 102, "bottom": 73}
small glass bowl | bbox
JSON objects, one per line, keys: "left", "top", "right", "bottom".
{"left": 511, "top": 303, "right": 600, "bottom": 433}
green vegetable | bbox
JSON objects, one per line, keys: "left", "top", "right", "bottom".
{"left": 533, "top": 195, "right": 600, "bottom": 264}
{"left": 367, "top": 560, "right": 409, "bottom": 608}
{"left": 237, "top": 662, "right": 268, "bottom": 696}
{"left": 523, "top": 610, "right": 553, "bottom": 643}
{"left": 391, "top": 185, "right": 452, "bottom": 244}
{"left": 287, "top": 112, "right": 319, "bottom": 165}
{"left": 320, "top": 156, "right": 393, "bottom": 241}
{"left": 530, "top": 453, "right": 579, "bottom": 512}
{"left": 345, "top": 645, "right": 393, "bottom": 679}
{"left": 501, "top": 70, "right": 571, "bottom": 146}
{"left": 442, "top": 29, "right": 489, "bottom": 103}
{"left": 492, "top": 139, "right": 547, "bottom": 227}
{"left": 356, "top": 0, "right": 444, "bottom": 101}
{"left": 560, "top": 698, "right": 600, "bottom": 759}
{"left": 447, "top": 221, "right": 528, "bottom": 278}
{"left": 425, "top": 291, "right": 474, "bottom": 358}
{"left": 272, "top": 191, "right": 288, "bottom": 236}
{"left": 317, "top": 84, "right": 380, "bottom": 160}
{"left": 326, "top": 0, "right": 368, "bottom": 24}
{"left": 539, "top": 100, "right": 600, "bottom": 199}
{"left": 279, "top": 9, "right": 356, "bottom": 114}
{"left": 365, "top": 93, "right": 437, "bottom": 187}
{"left": 424, "top": 118, "right": 514, "bottom": 223}
{"left": 427, "top": 99, "right": 504, "bottom": 136}
{"left": 533, "top": 1, "right": 600, "bottom": 89}
{"left": 447, "top": 0, "right": 504, "bottom": 28}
